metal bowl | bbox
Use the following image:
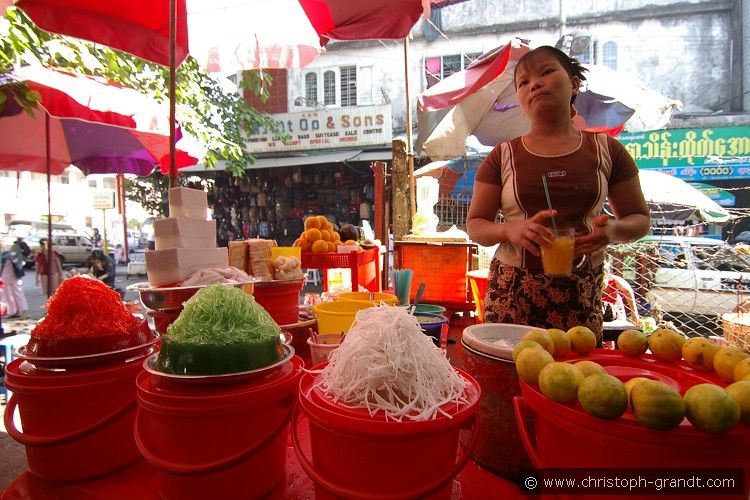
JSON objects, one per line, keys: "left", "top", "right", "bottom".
{"left": 127, "top": 280, "right": 258, "bottom": 311}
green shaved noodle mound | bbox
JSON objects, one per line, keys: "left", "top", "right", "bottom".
{"left": 168, "top": 284, "right": 279, "bottom": 344}
{"left": 156, "top": 284, "right": 285, "bottom": 375}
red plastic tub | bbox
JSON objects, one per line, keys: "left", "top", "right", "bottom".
{"left": 293, "top": 366, "right": 481, "bottom": 500}
{"left": 252, "top": 279, "right": 304, "bottom": 325}
{"left": 514, "top": 350, "right": 750, "bottom": 498}
{"left": 135, "top": 355, "right": 303, "bottom": 500}
{"left": 3, "top": 352, "right": 151, "bottom": 481}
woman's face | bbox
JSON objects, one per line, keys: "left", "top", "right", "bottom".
{"left": 514, "top": 51, "right": 579, "bottom": 120}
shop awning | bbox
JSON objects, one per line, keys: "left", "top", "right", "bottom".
{"left": 181, "top": 148, "right": 391, "bottom": 172}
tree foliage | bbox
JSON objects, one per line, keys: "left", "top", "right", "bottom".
{"left": 1, "top": 7, "right": 277, "bottom": 213}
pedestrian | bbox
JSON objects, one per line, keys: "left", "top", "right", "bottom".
{"left": 466, "top": 45, "right": 650, "bottom": 344}
{"left": 91, "top": 228, "right": 102, "bottom": 248}
{"left": 35, "top": 238, "right": 64, "bottom": 297}
{"left": 87, "top": 249, "right": 116, "bottom": 290}
{"left": 16, "top": 237, "right": 31, "bottom": 260}
{"left": 0, "top": 239, "right": 29, "bottom": 319}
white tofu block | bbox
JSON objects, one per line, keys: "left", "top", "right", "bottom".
{"left": 168, "top": 187, "right": 208, "bottom": 220}
{"left": 145, "top": 247, "right": 228, "bottom": 287}
{"left": 153, "top": 218, "right": 217, "bottom": 250}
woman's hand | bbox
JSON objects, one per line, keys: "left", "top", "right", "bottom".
{"left": 575, "top": 214, "right": 613, "bottom": 256}
{"left": 505, "top": 210, "right": 556, "bottom": 257}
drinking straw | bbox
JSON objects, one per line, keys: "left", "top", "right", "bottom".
{"left": 541, "top": 175, "right": 558, "bottom": 232}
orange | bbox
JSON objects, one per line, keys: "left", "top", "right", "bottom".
{"left": 304, "top": 217, "right": 321, "bottom": 230}
{"left": 305, "top": 228, "right": 322, "bottom": 242}
{"left": 293, "top": 238, "right": 310, "bottom": 250}
{"left": 327, "top": 242, "right": 337, "bottom": 252}
{"left": 332, "top": 231, "right": 341, "bottom": 242}
{"left": 320, "top": 229, "right": 331, "bottom": 242}
{"left": 317, "top": 215, "right": 328, "bottom": 228}
{"left": 311, "top": 240, "right": 329, "bottom": 253}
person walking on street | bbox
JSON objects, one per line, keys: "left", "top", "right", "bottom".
{"left": 0, "top": 240, "right": 29, "bottom": 319}
{"left": 35, "top": 238, "right": 64, "bottom": 298}
{"left": 91, "top": 228, "right": 103, "bottom": 248}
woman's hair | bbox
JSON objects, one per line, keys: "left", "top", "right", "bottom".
{"left": 514, "top": 46, "right": 588, "bottom": 104}
{"left": 90, "top": 249, "right": 105, "bottom": 261}
{"left": 39, "top": 238, "right": 48, "bottom": 246}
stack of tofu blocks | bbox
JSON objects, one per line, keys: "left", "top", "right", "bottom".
{"left": 145, "top": 187, "right": 228, "bottom": 287}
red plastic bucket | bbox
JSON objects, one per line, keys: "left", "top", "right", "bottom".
{"left": 514, "top": 350, "right": 750, "bottom": 498}
{"left": 135, "top": 355, "right": 303, "bottom": 500}
{"left": 252, "top": 279, "right": 304, "bottom": 325}
{"left": 3, "top": 352, "right": 150, "bottom": 481}
{"left": 292, "top": 366, "right": 481, "bottom": 500}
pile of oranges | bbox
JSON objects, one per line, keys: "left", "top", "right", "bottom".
{"left": 293, "top": 215, "right": 357, "bottom": 253}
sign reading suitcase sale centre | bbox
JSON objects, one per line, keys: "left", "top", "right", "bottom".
{"left": 247, "top": 104, "right": 392, "bottom": 153}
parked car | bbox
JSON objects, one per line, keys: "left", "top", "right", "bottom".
{"left": 1, "top": 220, "right": 76, "bottom": 249}
{"left": 26, "top": 233, "right": 94, "bottom": 267}
{"left": 612, "top": 235, "right": 750, "bottom": 316}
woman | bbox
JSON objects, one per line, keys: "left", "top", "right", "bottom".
{"left": 87, "top": 249, "right": 116, "bottom": 289}
{"left": 0, "top": 240, "right": 29, "bottom": 319}
{"left": 466, "top": 46, "right": 650, "bottom": 343}
{"left": 35, "top": 238, "right": 63, "bottom": 297}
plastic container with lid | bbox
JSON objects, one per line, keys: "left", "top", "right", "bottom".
{"left": 460, "top": 323, "right": 533, "bottom": 481}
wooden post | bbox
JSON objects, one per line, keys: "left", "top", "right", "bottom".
{"left": 392, "top": 139, "right": 409, "bottom": 241}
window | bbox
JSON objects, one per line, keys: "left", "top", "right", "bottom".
{"left": 340, "top": 66, "right": 357, "bottom": 107}
{"left": 0, "top": 171, "right": 10, "bottom": 178}
{"left": 302, "top": 66, "right": 362, "bottom": 108}
{"left": 602, "top": 41, "right": 617, "bottom": 70}
{"left": 323, "top": 70, "right": 336, "bottom": 105}
{"left": 88, "top": 179, "right": 97, "bottom": 188}
{"left": 60, "top": 174, "right": 70, "bottom": 185}
{"left": 103, "top": 178, "right": 116, "bottom": 190}
{"left": 305, "top": 72, "right": 318, "bottom": 103}
{"left": 424, "top": 51, "right": 483, "bottom": 89}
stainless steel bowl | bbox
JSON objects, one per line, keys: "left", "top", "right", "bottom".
{"left": 127, "top": 280, "right": 258, "bottom": 311}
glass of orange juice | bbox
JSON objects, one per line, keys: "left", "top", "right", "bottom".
{"left": 541, "top": 227, "right": 575, "bottom": 276}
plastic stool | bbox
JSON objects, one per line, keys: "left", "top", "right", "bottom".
{"left": 0, "top": 333, "right": 30, "bottom": 403}
{"left": 306, "top": 269, "right": 321, "bottom": 286}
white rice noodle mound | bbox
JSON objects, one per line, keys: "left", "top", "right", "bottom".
{"left": 316, "top": 306, "right": 469, "bottom": 421}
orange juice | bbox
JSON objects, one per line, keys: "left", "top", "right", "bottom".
{"left": 541, "top": 230, "right": 575, "bottom": 276}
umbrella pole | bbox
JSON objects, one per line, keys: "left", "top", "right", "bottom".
{"left": 403, "top": 36, "right": 416, "bottom": 221}
{"left": 45, "top": 113, "right": 52, "bottom": 298}
{"left": 168, "top": 0, "right": 177, "bottom": 188}
{"left": 117, "top": 174, "right": 129, "bottom": 263}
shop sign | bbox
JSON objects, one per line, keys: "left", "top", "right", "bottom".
{"left": 92, "top": 190, "right": 115, "bottom": 210}
{"left": 688, "top": 182, "right": 736, "bottom": 207}
{"left": 618, "top": 126, "right": 750, "bottom": 180}
{"left": 247, "top": 105, "right": 392, "bottom": 153}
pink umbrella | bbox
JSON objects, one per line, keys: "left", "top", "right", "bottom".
{"left": 0, "top": 65, "right": 196, "bottom": 176}
{"left": 0, "top": 66, "right": 197, "bottom": 294}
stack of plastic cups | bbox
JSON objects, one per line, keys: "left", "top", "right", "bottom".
{"left": 390, "top": 269, "right": 413, "bottom": 306}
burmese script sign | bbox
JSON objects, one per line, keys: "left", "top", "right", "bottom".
{"left": 247, "top": 105, "right": 392, "bottom": 153}
{"left": 618, "top": 126, "right": 750, "bottom": 181}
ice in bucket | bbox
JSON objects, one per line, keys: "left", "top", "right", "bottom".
{"left": 541, "top": 227, "right": 575, "bottom": 276}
